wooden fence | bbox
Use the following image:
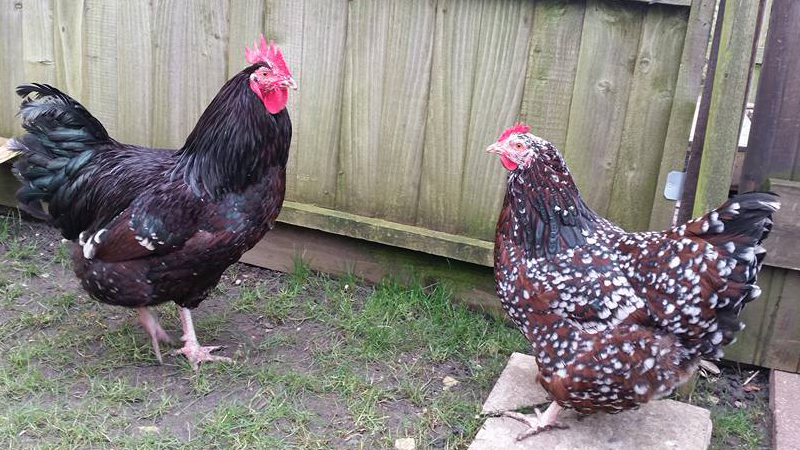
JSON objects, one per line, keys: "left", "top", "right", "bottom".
{"left": 0, "top": 0, "right": 709, "bottom": 267}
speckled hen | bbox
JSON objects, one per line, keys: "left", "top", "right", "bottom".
{"left": 10, "top": 36, "right": 295, "bottom": 370}
{"left": 487, "top": 123, "right": 779, "bottom": 440}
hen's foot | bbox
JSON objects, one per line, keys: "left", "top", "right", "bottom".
{"left": 138, "top": 307, "right": 174, "bottom": 364}
{"left": 502, "top": 402, "right": 567, "bottom": 441}
{"left": 173, "top": 306, "right": 232, "bottom": 370}
{"left": 171, "top": 343, "right": 232, "bottom": 370}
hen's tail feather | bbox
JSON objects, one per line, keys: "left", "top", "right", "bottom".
{"left": 10, "top": 84, "right": 110, "bottom": 224}
{"left": 683, "top": 191, "right": 779, "bottom": 358}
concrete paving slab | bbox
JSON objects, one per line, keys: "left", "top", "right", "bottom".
{"left": 771, "top": 369, "right": 800, "bottom": 450}
{"left": 470, "top": 352, "right": 712, "bottom": 450}
{"left": 481, "top": 352, "right": 549, "bottom": 414}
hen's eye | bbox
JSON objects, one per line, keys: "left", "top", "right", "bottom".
{"left": 514, "top": 142, "right": 524, "bottom": 150}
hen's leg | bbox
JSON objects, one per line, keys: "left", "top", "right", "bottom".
{"left": 137, "top": 307, "right": 173, "bottom": 364}
{"left": 503, "top": 402, "right": 568, "bottom": 441}
{"left": 171, "top": 307, "right": 232, "bottom": 370}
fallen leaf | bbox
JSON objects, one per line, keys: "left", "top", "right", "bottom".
{"left": 699, "top": 359, "right": 720, "bottom": 375}
{"left": 734, "top": 401, "right": 744, "bottom": 408}
{"left": 744, "top": 384, "right": 761, "bottom": 392}
{"left": 442, "top": 376, "right": 459, "bottom": 390}
{"left": 138, "top": 426, "right": 159, "bottom": 433}
{"left": 394, "top": 438, "right": 415, "bottom": 450}
{"left": 708, "top": 395, "right": 719, "bottom": 405}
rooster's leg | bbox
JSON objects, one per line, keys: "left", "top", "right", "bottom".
{"left": 171, "top": 307, "right": 232, "bottom": 370}
{"left": 137, "top": 307, "right": 173, "bottom": 364}
{"left": 502, "top": 402, "right": 568, "bottom": 441}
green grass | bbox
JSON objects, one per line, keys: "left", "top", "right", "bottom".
{"left": 711, "top": 408, "right": 765, "bottom": 450}
{"left": 0, "top": 216, "right": 528, "bottom": 449}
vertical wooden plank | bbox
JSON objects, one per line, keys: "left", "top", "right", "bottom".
{"left": 0, "top": 1, "right": 24, "bottom": 138}
{"left": 291, "top": 0, "right": 348, "bottom": 207}
{"left": 52, "top": 0, "right": 84, "bottom": 101}
{"left": 739, "top": 0, "right": 800, "bottom": 192}
{"left": 227, "top": 0, "right": 265, "bottom": 79}
{"left": 562, "top": 0, "right": 645, "bottom": 216}
{"left": 264, "top": 1, "right": 304, "bottom": 203}
{"left": 261, "top": 1, "right": 348, "bottom": 208}
{"left": 116, "top": 0, "right": 153, "bottom": 147}
{"left": 83, "top": 0, "right": 118, "bottom": 137}
{"left": 759, "top": 270, "right": 800, "bottom": 372}
{"left": 151, "top": 0, "right": 228, "bottom": 148}
{"left": 338, "top": 0, "right": 435, "bottom": 223}
{"left": 607, "top": 5, "right": 688, "bottom": 231}
{"left": 519, "top": 0, "right": 586, "bottom": 153}
{"left": 456, "top": 0, "right": 535, "bottom": 240}
{"left": 648, "top": 0, "right": 715, "bottom": 229}
{"left": 21, "top": 0, "right": 56, "bottom": 86}
{"left": 415, "top": 0, "right": 484, "bottom": 234}
{"left": 725, "top": 266, "right": 776, "bottom": 365}
{"left": 692, "top": 0, "right": 763, "bottom": 217}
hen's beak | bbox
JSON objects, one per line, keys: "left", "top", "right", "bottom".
{"left": 486, "top": 143, "right": 502, "bottom": 154}
{"left": 282, "top": 77, "right": 298, "bottom": 90}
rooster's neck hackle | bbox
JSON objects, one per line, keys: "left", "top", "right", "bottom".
{"left": 173, "top": 64, "right": 291, "bottom": 198}
{"left": 505, "top": 148, "right": 600, "bottom": 258}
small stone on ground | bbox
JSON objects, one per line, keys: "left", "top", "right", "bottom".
{"left": 394, "top": 437, "right": 415, "bottom": 450}
{"left": 771, "top": 369, "right": 800, "bottom": 450}
{"left": 470, "top": 353, "right": 712, "bottom": 450}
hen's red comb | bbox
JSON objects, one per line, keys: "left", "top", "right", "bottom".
{"left": 245, "top": 35, "right": 291, "bottom": 76}
{"left": 497, "top": 123, "right": 530, "bottom": 142}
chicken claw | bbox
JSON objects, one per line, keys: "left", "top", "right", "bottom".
{"left": 173, "top": 306, "right": 233, "bottom": 370}
{"left": 171, "top": 343, "right": 232, "bottom": 371}
{"left": 502, "top": 402, "right": 567, "bottom": 441}
{"left": 138, "top": 307, "right": 173, "bottom": 364}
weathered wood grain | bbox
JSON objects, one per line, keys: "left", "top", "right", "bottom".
{"left": 456, "top": 0, "right": 535, "bottom": 240}
{"left": 760, "top": 270, "right": 800, "bottom": 372}
{"left": 53, "top": 0, "right": 83, "bottom": 102}
{"left": 282, "top": 0, "right": 348, "bottom": 208}
{"left": 116, "top": 0, "right": 153, "bottom": 147}
{"left": 759, "top": 179, "right": 800, "bottom": 271}
{"left": 227, "top": 0, "right": 265, "bottom": 79}
{"left": 518, "top": 0, "right": 586, "bottom": 153}
{"left": 648, "top": 0, "right": 715, "bottom": 229}
{"left": 338, "top": 0, "right": 435, "bottom": 223}
{"left": 21, "top": 0, "right": 56, "bottom": 87}
{"left": 739, "top": 0, "right": 800, "bottom": 192}
{"left": 0, "top": 0, "right": 24, "bottom": 138}
{"left": 692, "top": 0, "right": 763, "bottom": 217}
{"left": 264, "top": 0, "right": 304, "bottom": 201}
{"left": 563, "top": 0, "right": 645, "bottom": 216}
{"left": 83, "top": 0, "right": 118, "bottom": 137}
{"left": 415, "top": 0, "right": 485, "bottom": 235}
{"left": 151, "top": 0, "right": 228, "bottom": 149}
{"left": 278, "top": 201, "right": 494, "bottom": 267}
{"left": 625, "top": 0, "right": 692, "bottom": 6}
{"left": 607, "top": 5, "right": 687, "bottom": 231}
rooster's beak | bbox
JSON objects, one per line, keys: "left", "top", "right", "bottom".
{"left": 283, "top": 77, "right": 298, "bottom": 90}
{"left": 486, "top": 143, "right": 502, "bottom": 154}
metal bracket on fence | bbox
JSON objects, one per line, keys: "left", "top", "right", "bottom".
{"left": 664, "top": 171, "right": 685, "bottom": 201}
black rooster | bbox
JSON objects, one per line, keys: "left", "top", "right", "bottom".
{"left": 10, "top": 36, "right": 295, "bottom": 369}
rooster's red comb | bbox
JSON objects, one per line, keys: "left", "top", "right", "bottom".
{"left": 498, "top": 123, "right": 531, "bottom": 142}
{"left": 245, "top": 35, "right": 291, "bottom": 76}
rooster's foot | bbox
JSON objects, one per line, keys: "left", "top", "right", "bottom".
{"left": 138, "top": 307, "right": 174, "bottom": 364}
{"left": 173, "top": 306, "right": 232, "bottom": 370}
{"left": 171, "top": 343, "right": 232, "bottom": 370}
{"left": 502, "top": 402, "right": 567, "bottom": 441}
